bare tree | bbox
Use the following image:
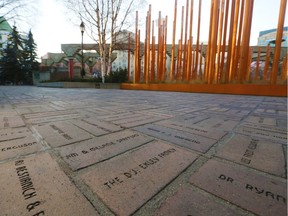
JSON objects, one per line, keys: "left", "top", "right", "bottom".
{"left": 61, "top": 0, "right": 146, "bottom": 83}
{"left": 0, "top": 0, "right": 38, "bottom": 28}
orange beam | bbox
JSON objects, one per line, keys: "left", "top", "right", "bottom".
{"left": 170, "top": 0, "right": 177, "bottom": 81}
{"left": 183, "top": 0, "right": 189, "bottom": 81}
{"left": 134, "top": 11, "right": 139, "bottom": 83}
{"left": 194, "top": 0, "right": 202, "bottom": 79}
{"left": 151, "top": 21, "right": 155, "bottom": 82}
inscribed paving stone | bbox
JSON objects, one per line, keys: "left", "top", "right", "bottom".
{"left": 81, "top": 141, "right": 197, "bottom": 216}
{"left": 235, "top": 125, "right": 287, "bottom": 144}
{"left": 190, "top": 159, "right": 287, "bottom": 216}
{"left": 23, "top": 110, "right": 80, "bottom": 120}
{"left": 0, "top": 152, "right": 98, "bottom": 216}
{"left": 195, "top": 117, "right": 239, "bottom": 131}
{"left": 243, "top": 116, "right": 277, "bottom": 126}
{"left": 134, "top": 124, "right": 217, "bottom": 153}
{"left": 58, "top": 130, "right": 154, "bottom": 170}
{"left": 155, "top": 186, "right": 243, "bottom": 216}
{"left": 156, "top": 120, "right": 227, "bottom": 140}
{"left": 0, "top": 127, "right": 31, "bottom": 142}
{"left": 34, "top": 121, "right": 92, "bottom": 147}
{"left": 0, "top": 135, "right": 44, "bottom": 161}
{"left": 27, "top": 113, "right": 83, "bottom": 124}
{"left": 117, "top": 116, "right": 164, "bottom": 128}
{"left": 0, "top": 116, "right": 25, "bottom": 129}
{"left": 69, "top": 118, "right": 122, "bottom": 136}
{"left": 216, "top": 134, "right": 286, "bottom": 177}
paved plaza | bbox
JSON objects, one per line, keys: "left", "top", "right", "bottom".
{"left": 0, "top": 86, "right": 287, "bottom": 216}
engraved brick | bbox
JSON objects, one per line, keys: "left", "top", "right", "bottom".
{"left": 34, "top": 121, "right": 92, "bottom": 147}
{"left": 235, "top": 125, "right": 287, "bottom": 144}
{"left": 244, "top": 116, "right": 277, "bottom": 126}
{"left": 0, "top": 136, "right": 43, "bottom": 161}
{"left": 195, "top": 117, "right": 239, "bottom": 131}
{"left": 156, "top": 120, "right": 227, "bottom": 140}
{"left": 216, "top": 134, "right": 286, "bottom": 177}
{"left": 0, "top": 153, "right": 98, "bottom": 215}
{"left": 81, "top": 141, "right": 197, "bottom": 215}
{"left": 58, "top": 130, "right": 154, "bottom": 170}
{"left": 0, "top": 127, "right": 31, "bottom": 142}
{"left": 69, "top": 117, "right": 122, "bottom": 136}
{"left": 190, "top": 160, "right": 287, "bottom": 216}
{"left": 0, "top": 116, "right": 25, "bottom": 129}
{"left": 134, "top": 124, "right": 217, "bottom": 153}
{"left": 155, "top": 187, "right": 243, "bottom": 216}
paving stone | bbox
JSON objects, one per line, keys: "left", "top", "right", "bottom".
{"left": 195, "top": 117, "right": 239, "bottom": 131}
{"left": 0, "top": 135, "right": 44, "bottom": 161}
{"left": 0, "top": 116, "right": 25, "bottom": 129}
{"left": 155, "top": 186, "right": 243, "bottom": 216}
{"left": 58, "top": 130, "right": 154, "bottom": 170}
{"left": 235, "top": 125, "right": 287, "bottom": 144}
{"left": 243, "top": 116, "right": 277, "bottom": 126}
{"left": 0, "top": 152, "right": 98, "bottom": 216}
{"left": 24, "top": 110, "right": 83, "bottom": 124}
{"left": 134, "top": 124, "right": 217, "bottom": 153}
{"left": 216, "top": 134, "right": 286, "bottom": 177}
{"left": 0, "top": 127, "right": 31, "bottom": 142}
{"left": 34, "top": 121, "right": 92, "bottom": 147}
{"left": 81, "top": 141, "right": 197, "bottom": 216}
{"left": 156, "top": 120, "right": 227, "bottom": 140}
{"left": 69, "top": 117, "right": 122, "bottom": 136}
{"left": 190, "top": 159, "right": 287, "bottom": 216}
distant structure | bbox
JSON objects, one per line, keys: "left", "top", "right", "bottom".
{"left": 258, "top": 26, "right": 288, "bottom": 47}
{"left": 0, "top": 17, "right": 12, "bottom": 50}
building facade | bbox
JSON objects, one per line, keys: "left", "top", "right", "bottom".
{"left": 0, "top": 17, "right": 12, "bottom": 50}
{"left": 258, "top": 26, "right": 288, "bottom": 47}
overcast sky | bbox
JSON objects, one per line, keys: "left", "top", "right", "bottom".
{"left": 32, "top": 0, "right": 287, "bottom": 58}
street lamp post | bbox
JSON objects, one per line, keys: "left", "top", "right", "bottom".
{"left": 80, "top": 21, "right": 85, "bottom": 78}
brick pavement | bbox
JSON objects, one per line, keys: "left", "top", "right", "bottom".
{"left": 0, "top": 86, "right": 286, "bottom": 216}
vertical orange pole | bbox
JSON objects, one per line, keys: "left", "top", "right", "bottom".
{"left": 151, "top": 21, "right": 155, "bottom": 82}
{"left": 157, "top": 11, "right": 162, "bottom": 81}
{"left": 246, "top": 47, "right": 252, "bottom": 81}
{"left": 263, "top": 44, "right": 271, "bottom": 80}
{"left": 128, "top": 33, "right": 130, "bottom": 81}
{"left": 254, "top": 46, "right": 261, "bottom": 81}
{"left": 187, "top": 0, "right": 194, "bottom": 80}
{"left": 233, "top": 0, "right": 245, "bottom": 80}
{"left": 144, "top": 14, "right": 148, "bottom": 83}
{"left": 194, "top": 0, "right": 201, "bottom": 79}
{"left": 204, "top": 0, "right": 215, "bottom": 82}
{"left": 208, "top": 0, "right": 220, "bottom": 84}
{"left": 134, "top": 11, "right": 138, "bottom": 83}
{"left": 215, "top": 0, "right": 225, "bottom": 83}
{"left": 271, "top": 0, "right": 287, "bottom": 84}
{"left": 182, "top": 0, "right": 189, "bottom": 81}
{"left": 225, "top": 0, "right": 235, "bottom": 83}
{"left": 177, "top": 39, "right": 182, "bottom": 80}
{"left": 170, "top": 0, "right": 177, "bottom": 81}
{"left": 180, "top": 6, "right": 184, "bottom": 80}
{"left": 239, "top": 0, "right": 254, "bottom": 83}
{"left": 228, "top": 0, "right": 240, "bottom": 82}
{"left": 137, "top": 30, "right": 141, "bottom": 82}
{"left": 146, "top": 5, "right": 152, "bottom": 83}
{"left": 162, "top": 17, "right": 168, "bottom": 81}
{"left": 219, "top": 0, "right": 229, "bottom": 82}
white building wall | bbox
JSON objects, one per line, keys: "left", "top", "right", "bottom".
{"left": 111, "top": 50, "right": 134, "bottom": 80}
